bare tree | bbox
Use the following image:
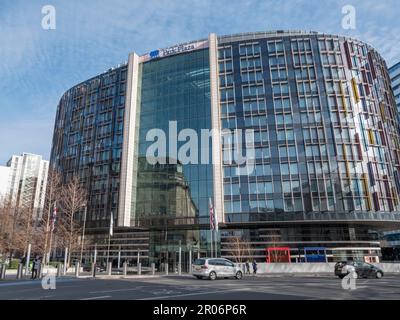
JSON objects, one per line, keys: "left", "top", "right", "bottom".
{"left": 0, "top": 197, "right": 35, "bottom": 265}
{"left": 41, "top": 168, "right": 62, "bottom": 264}
{"left": 225, "top": 236, "right": 251, "bottom": 263}
{"left": 267, "top": 230, "right": 287, "bottom": 263}
{"left": 59, "top": 175, "right": 87, "bottom": 267}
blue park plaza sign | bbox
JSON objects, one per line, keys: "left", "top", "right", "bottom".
{"left": 149, "top": 50, "right": 160, "bottom": 59}
{"left": 146, "top": 40, "right": 208, "bottom": 61}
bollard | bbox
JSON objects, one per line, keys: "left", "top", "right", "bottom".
{"left": 123, "top": 262, "right": 127, "bottom": 277}
{"left": 165, "top": 263, "right": 169, "bottom": 276}
{"left": 107, "top": 262, "right": 112, "bottom": 276}
{"left": 151, "top": 263, "right": 155, "bottom": 275}
{"left": 138, "top": 263, "right": 141, "bottom": 275}
{"left": 0, "top": 264, "right": 6, "bottom": 279}
{"left": 38, "top": 263, "right": 43, "bottom": 279}
{"left": 57, "top": 264, "right": 62, "bottom": 277}
{"left": 92, "top": 263, "right": 96, "bottom": 278}
{"left": 17, "top": 264, "right": 23, "bottom": 280}
{"left": 75, "top": 262, "right": 80, "bottom": 277}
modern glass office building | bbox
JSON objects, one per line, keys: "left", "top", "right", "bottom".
{"left": 51, "top": 31, "right": 400, "bottom": 267}
{"left": 389, "top": 62, "right": 400, "bottom": 115}
{"left": 383, "top": 62, "right": 400, "bottom": 255}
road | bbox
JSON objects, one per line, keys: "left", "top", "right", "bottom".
{"left": 0, "top": 274, "right": 399, "bottom": 300}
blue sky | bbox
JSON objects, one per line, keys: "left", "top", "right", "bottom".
{"left": 0, "top": 0, "right": 399, "bottom": 164}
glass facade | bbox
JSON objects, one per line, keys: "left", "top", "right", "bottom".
{"left": 219, "top": 34, "right": 400, "bottom": 222}
{"left": 51, "top": 65, "right": 128, "bottom": 229}
{"left": 218, "top": 32, "right": 400, "bottom": 261}
{"left": 133, "top": 49, "right": 215, "bottom": 266}
{"left": 51, "top": 31, "right": 400, "bottom": 264}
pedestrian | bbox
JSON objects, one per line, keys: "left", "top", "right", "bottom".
{"left": 31, "top": 257, "right": 38, "bottom": 279}
{"left": 252, "top": 260, "right": 258, "bottom": 275}
{"left": 245, "top": 260, "right": 250, "bottom": 275}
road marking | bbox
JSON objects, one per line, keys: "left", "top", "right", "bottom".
{"left": 89, "top": 287, "right": 145, "bottom": 294}
{"left": 139, "top": 287, "right": 250, "bottom": 300}
{"left": 80, "top": 295, "right": 111, "bottom": 300}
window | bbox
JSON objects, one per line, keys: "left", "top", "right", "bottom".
{"left": 243, "top": 85, "right": 265, "bottom": 98}
{"left": 241, "top": 57, "right": 262, "bottom": 69}
{"left": 239, "top": 43, "right": 261, "bottom": 56}
{"left": 242, "top": 70, "right": 263, "bottom": 83}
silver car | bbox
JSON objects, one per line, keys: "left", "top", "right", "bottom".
{"left": 192, "top": 258, "right": 243, "bottom": 280}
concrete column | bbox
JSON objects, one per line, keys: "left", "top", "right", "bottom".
{"left": 107, "top": 262, "right": 112, "bottom": 276}
{"left": 17, "top": 264, "right": 23, "bottom": 279}
{"left": 138, "top": 263, "right": 141, "bottom": 275}
{"left": 118, "top": 52, "right": 140, "bottom": 227}
{"left": 151, "top": 263, "right": 155, "bottom": 275}
{"left": 123, "top": 262, "right": 127, "bottom": 276}
{"left": 208, "top": 32, "right": 224, "bottom": 226}
{"left": 75, "top": 262, "right": 80, "bottom": 277}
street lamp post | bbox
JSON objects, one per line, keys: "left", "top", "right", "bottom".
{"left": 79, "top": 205, "right": 87, "bottom": 264}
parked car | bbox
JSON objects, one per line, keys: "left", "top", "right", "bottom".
{"left": 334, "top": 261, "right": 384, "bottom": 279}
{"left": 192, "top": 258, "right": 243, "bottom": 280}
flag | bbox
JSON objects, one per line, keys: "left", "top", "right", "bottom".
{"left": 51, "top": 203, "right": 57, "bottom": 231}
{"left": 109, "top": 212, "right": 114, "bottom": 236}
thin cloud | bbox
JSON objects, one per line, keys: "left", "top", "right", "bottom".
{"left": 0, "top": 0, "right": 399, "bottom": 163}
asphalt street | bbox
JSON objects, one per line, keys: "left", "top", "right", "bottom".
{"left": 0, "top": 274, "right": 399, "bottom": 300}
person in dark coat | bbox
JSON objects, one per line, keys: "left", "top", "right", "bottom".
{"left": 252, "top": 260, "right": 258, "bottom": 275}
{"left": 31, "top": 257, "right": 38, "bottom": 279}
{"left": 245, "top": 260, "right": 251, "bottom": 275}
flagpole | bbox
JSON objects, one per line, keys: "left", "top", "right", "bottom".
{"left": 47, "top": 201, "right": 56, "bottom": 264}
{"left": 210, "top": 228, "right": 214, "bottom": 258}
{"left": 214, "top": 229, "right": 217, "bottom": 258}
{"left": 209, "top": 198, "right": 214, "bottom": 258}
{"left": 107, "top": 212, "right": 113, "bottom": 266}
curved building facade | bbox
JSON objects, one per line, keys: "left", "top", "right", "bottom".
{"left": 51, "top": 31, "right": 400, "bottom": 266}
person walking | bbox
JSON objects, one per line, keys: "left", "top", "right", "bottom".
{"left": 245, "top": 260, "right": 251, "bottom": 275}
{"left": 252, "top": 260, "right": 258, "bottom": 275}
